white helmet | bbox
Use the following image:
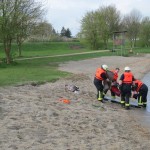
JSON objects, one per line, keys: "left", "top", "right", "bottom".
{"left": 124, "top": 66, "right": 131, "bottom": 71}
{"left": 102, "top": 64, "right": 108, "bottom": 71}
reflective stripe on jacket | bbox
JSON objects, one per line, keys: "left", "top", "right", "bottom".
{"left": 122, "top": 72, "right": 133, "bottom": 84}
{"left": 95, "top": 68, "right": 106, "bottom": 80}
{"left": 134, "top": 80, "right": 143, "bottom": 92}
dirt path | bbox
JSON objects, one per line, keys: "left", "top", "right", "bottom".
{"left": 0, "top": 54, "right": 150, "bottom": 150}
{"left": 15, "top": 50, "right": 109, "bottom": 61}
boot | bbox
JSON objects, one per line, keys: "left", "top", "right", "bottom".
{"left": 121, "top": 100, "right": 125, "bottom": 108}
{"left": 125, "top": 106, "right": 130, "bottom": 110}
{"left": 121, "top": 103, "right": 125, "bottom": 108}
{"left": 97, "top": 91, "right": 103, "bottom": 102}
{"left": 125, "top": 103, "right": 130, "bottom": 110}
{"left": 138, "top": 103, "right": 143, "bottom": 106}
{"left": 97, "top": 97, "right": 103, "bottom": 101}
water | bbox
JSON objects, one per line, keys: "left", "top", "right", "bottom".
{"left": 142, "top": 72, "right": 150, "bottom": 112}
{"left": 130, "top": 72, "right": 150, "bottom": 131}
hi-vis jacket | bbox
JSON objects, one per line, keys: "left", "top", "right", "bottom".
{"left": 134, "top": 80, "right": 143, "bottom": 92}
{"left": 95, "top": 68, "right": 106, "bottom": 80}
{"left": 122, "top": 72, "right": 133, "bottom": 84}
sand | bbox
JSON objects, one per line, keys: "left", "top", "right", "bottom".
{"left": 0, "top": 54, "right": 150, "bottom": 150}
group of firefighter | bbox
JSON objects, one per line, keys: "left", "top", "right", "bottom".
{"left": 94, "top": 64, "right": 148, "bottom": 110}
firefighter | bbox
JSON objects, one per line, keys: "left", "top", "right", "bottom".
{"left": 110, "top": 68, "right": 120, "bottom": 99}
{"left": 132, "top": 79, "right": 148, "bottom": 107}
{"left": 93, "top": 64, "right": 109, "bottom": 102}
{"left": 119, "top": 66, "right": 135, "bottom": 110}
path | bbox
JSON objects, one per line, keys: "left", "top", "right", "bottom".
{"left": 14, "top": 50, "right": 109, "bottom": 61}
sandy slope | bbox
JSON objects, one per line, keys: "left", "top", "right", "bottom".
{"left": 0, "top": 55, "right": 150, "bottom": 150}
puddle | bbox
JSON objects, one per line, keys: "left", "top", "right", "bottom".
{"left": 143, "top": 72, "right": 150, "bottom": 112}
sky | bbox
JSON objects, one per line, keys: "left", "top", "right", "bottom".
{"left": 39, "top": 0, "right": 150, "bottom": 36}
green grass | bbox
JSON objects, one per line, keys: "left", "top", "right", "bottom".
{"left": 0, "top": 65, "right": 69, "bottom": 86}
{"left": 0, "top": 42, "right": 92, "bottom": 58}
{"left": 0, "top": 58, "right": 71, "bottom": 86}
{"left": 0, "top": 42, "right": 149, "bottom": 86}
{"left": 0, "top": 51, "right": 113, "bottom": 86}
{"left": 133, "top": 47, "right": 150, "bottom": 54}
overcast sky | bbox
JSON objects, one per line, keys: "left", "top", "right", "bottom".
{"left": 40, "top": 0, "right": 150, "bottom": 36}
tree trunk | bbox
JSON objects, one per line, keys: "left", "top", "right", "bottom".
{"left": 103, "top": 39, "right": 108, "bottom": 49}
{"left": 4, "top": 38, "right": 12, "bottom": 64}
{"left": 18, "top": 44, "right": 22, "bottom": 57}
{"left": 17, "top": 40, "right": 22, "bottom": 57}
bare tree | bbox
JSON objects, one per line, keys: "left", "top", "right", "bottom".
{"left": 30, "top": 21, "right": 56, "bottom": 42}
{"left": 16, "top": 0, "right": 43, "bottom": 57}
{"left": 122, "top": 10, "right": 142, "bottom": 48}
{"left": 0, "top": 0, "right": 43, "bottom": 63}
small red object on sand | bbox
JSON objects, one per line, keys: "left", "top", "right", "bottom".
{"left": 59, "top": 98, "right": 70, "bottom": 104}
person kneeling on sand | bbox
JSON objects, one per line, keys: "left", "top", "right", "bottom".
{"left": 119, "top": 66, "right": 135, "bottom": 110}
{"left": 132, "top": 79, "right": 148, "bottom": 107}
{"left": 94, "top": 64, "right": 110, "bottom": 102}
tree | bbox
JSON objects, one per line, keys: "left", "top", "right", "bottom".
{"left": 95, "top": 5, "right": 121, "bottom": 49}
{"left": 52, "top": 28, "right": 56, "bottom": 34}
{"left": 140, "top": 17, "right": 150, "bottom": 47}
{"left": 16, "top": 0, "right": 43, "bottom": 57}
{"left": 30, "top": 21, "right": 55, "bottom": 41}
{"left": 122, "top": 10, "right": 142, "bottom": 48}
{"left": 80, "top": 11, "right": 99, "bottom": 49}
{"left": 0, "top": 0, "right": 43, "bottom": 63}
{"left": 65, "top": 28, "right": 72, "bottom": 38}
{"left": 60, "top": 27, "right": 66, "bottom": 37}
{"left": 60, "top": 26, "right": 72, "bottom": 38}
{"left": 80, "top": 5, "right": 121, "bottom": 49}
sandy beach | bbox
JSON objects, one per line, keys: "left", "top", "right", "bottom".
{"left": 0, "top": 54, "right": 150, "bottom": 150}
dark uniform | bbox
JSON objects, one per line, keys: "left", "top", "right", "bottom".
{"left": 94, "top": 67, "right": 108, "bottom": 101}
{"left": 119, "top": 72, "right": 135, "bottom": 109}
{"left": 134, "top": 79, "right": 148, "bottom": 107}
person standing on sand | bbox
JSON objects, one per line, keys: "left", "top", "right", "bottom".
{"left": 119, "top": 66, "right": 135, "bottom": 110}
{"left": 94, "top": 64, "right": 109, "bottom": 102}
{"left": 132, "top": 79, "right": 148, "bottom": 107}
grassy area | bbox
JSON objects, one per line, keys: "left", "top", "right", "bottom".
{"left": 0, "top": 42, "right": 92, "bottom": 58}
{"left": 0, "top": 42, "right": 149, "bottom": 86}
